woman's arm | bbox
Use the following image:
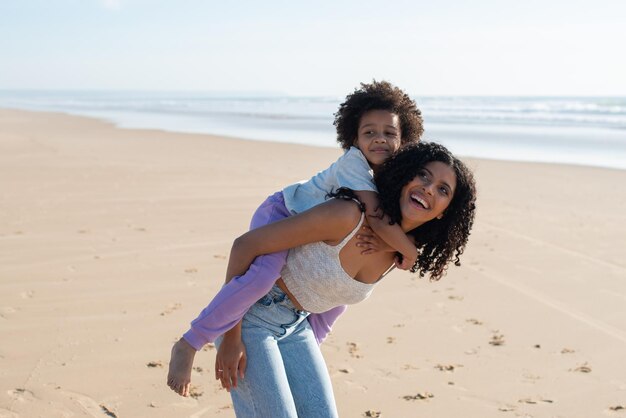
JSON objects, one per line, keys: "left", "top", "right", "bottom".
{"left": 215, "top": 199, "right": 361, "bottom": 390}
{"left": 224, "top": 198, "right": 363, "bottom": 280}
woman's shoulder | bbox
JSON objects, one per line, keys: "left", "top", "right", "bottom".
{"left": 319, "top": 198, "right": 364, "bottom": 229}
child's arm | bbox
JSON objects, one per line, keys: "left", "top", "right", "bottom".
{"left": 354, "top": 190, "right": 418, "bottom": 271}
{"left": 222, "top": 198, "right": 361, "bottom": 281}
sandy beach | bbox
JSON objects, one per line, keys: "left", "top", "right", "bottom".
{"left": 1, "top": 108, "right": 625, "bottom": 418}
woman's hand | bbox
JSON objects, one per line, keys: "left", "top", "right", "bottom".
{"left": 356, "top": 225, "right": 393, "bottom": 254}
{"left": 215, "top": 330, "right": 247, "bottom": 392}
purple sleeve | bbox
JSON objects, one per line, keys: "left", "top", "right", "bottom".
{"left": 307, "top": 305, "right": 347, "bottom": 345}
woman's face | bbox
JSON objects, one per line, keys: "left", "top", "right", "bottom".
{"left": 399, "top": 161, "right": 457, "bottom": 231}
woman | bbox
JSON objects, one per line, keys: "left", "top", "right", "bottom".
{"left": 213, "top": 142, "right": 476, "bottom": 417}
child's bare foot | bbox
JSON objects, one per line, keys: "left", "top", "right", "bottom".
{"left": 167, "top": 338, "right": 197, "bottom": 396}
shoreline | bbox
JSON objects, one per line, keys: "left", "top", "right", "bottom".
{"left": 2, "top": 106, "right": 624, "bottom": 172}
{"left": 2, "top": 108, "right": 625, "bottom": 417}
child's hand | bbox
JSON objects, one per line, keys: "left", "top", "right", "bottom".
{"left": 356, "top": 225, "right": 392, "bottom": 254}
{"left": 395, "top": 251, "right": 418, "bottom": 271}
{"left": 215, "top": 333, "right": 247, "bottom": 392}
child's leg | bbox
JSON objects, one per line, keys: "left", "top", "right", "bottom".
{"left": 167, "top": 192, "right": 290, "bottom": 397}
{"left": 307, "top": 305, "right": 347, "bottom": 344}
{"left": 183, "top": 191, "right": 291, "bottom": 349}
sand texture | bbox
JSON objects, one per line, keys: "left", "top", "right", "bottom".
{"left": 1, "top": 108, "right": 625, "bottom": 417}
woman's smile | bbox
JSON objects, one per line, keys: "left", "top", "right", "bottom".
{"left": 409, "top": 190, "right": 430, "bottom": 209}
{"left": 400, "top": 161, "right": 457, "bottom": 230}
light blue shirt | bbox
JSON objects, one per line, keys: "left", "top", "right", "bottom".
{"left": 282, "top": 147, "right": 376, "bottom": 214}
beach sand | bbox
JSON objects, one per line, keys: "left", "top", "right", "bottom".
{"left": 1, "top": 108, "right": 625, "bottom": 417}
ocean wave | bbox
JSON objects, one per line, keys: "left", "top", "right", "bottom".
{"left": 2, "top": 91, "right": 625, "bottom": 169}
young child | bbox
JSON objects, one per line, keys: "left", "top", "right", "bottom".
{"left": 168, "top": 80, "right": 424, "bottom": 397}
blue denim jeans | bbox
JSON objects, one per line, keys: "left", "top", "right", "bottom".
{"left": 217, "top": 285, "right": 339, "bottom": 418}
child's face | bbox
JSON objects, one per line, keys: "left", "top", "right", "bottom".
{"left": 354, "top": 110, "right": 401, "bottom": 168}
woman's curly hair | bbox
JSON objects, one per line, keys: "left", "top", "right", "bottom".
{"left": 375, "top": 142, "right": 477, "bottom": 281}
{"left": 334, "top": 80, "right": 424, "bottom": 150}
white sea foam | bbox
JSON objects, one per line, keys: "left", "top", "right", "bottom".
{"left": 1, "top": 91, "right": 625, "bottom": 169}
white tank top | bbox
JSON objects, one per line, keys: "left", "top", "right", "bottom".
{"left": 281, "top": 204, "right": 390, "bottom": 313}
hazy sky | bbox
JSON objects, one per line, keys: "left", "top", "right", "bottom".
{"left": 1, "top": 0, "right": 625, "bottom": 96}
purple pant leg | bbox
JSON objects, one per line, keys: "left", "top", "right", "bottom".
{"left": 183, "top": 192, "right": 290, "bottom": 350}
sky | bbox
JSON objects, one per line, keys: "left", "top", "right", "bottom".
{"left": 1, "top": 0, "right": 625, "bottom": 96}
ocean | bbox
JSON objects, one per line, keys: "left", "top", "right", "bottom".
{"left": 1, "top": 91, "right": 625, "bottom": 170}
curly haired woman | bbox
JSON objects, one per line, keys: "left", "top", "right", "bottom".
{"left": 174, "top": 142, "right": 477, "bottom": 417}
{"left": 168, "top": 80, "right": 425, "bottom": 394}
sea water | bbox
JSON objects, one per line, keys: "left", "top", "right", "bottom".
{"left": 1, "top": 91, "right": 625, "bottom": 170}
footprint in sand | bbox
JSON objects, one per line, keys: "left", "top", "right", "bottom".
{"left": 498, "top": 404, "right": 517, "bottom": 412}
{"left": 402, "top": 392, "right": 434, "bottom": 401}
{"left": 189, "top": 385, "right": 203, "bottom": 399}
{"left": 448, "top": 295, "right": 464, "bottom": 301}
{"left": 386, "top": 337, "right": 396, "bottom": 344}
{"left": 7, "top": 388, "right": 35, "bottom": 403}
{"left": 20, "top": 290, "right": 35, "bottom": 299}
{"left": 347, "top": 342, "right": 363, "bottom": 358}
{"left": 184, "top": 268, "right": 198, "bottom": 273}
{"left": 364, "top": 410, "right": 382, "bottom": 417}
{"left": 434, "top": 364, "right": 462, "bottom": 372}
{"left": 146, "top": 361, "right": 163, "bottom": 368}
{"left": 100, "top": 404, "right": 118, "bottom": 417}
{"left": 522, "top": 372, "right": 541, "bottom": 382}
{"left": 213, "top": 254, "right": 227, "bottom": 260}
{"left": 571, "top": 362, "right": 592, "bottom": 373}
{"left": 561, "top": 347, "right": 575, "bottom": 354}
{"left": 466, "top": 318, "right": 483, "bottom": 325}
{"left": 160, "top": 303, "right": 182, "bottom": 316}
{"left": 518, "top": 397, "right": 554, "bottom": 404}
{"left": 58, "top": 389, "right": 118, "bottom": 417}
{"left": 489, "top": 333, "right": 505, "bottom": 346}
{"left": 0, "top": 307, "right": 18, "bottom": 319}
{"left": 609, "top": 405, "right": 625, "bottom": 411}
